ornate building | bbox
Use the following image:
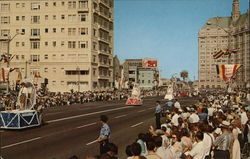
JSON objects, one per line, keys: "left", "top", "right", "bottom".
{"left": 198, "top": 0, "right": 249, "bottom": 89}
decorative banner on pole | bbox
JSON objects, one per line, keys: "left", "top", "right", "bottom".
{"left": 213, "top": 48, "right": 240, "bottom": 59}
{"left": 143, "top": 59, "right": 158, "bottom": 68}
{"left": 216, "top": 64, "right": 241, "bottom": 82}
{"left": 0, "top": 67, "right": 16, "bottom": 82}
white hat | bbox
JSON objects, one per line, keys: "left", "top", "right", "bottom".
{"left": 161, "top": 124, "right": 168, "bottom": 128}
{"left": 214, "top": 128, "right": 222, "bottom": 134}
{"left": 220, "top": 121, "right": 230, "bottom": 128}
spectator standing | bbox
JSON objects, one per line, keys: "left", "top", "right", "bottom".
{"left": 98, "top": 115, "right": 111, "bottom": 155}
{"left": 186, "top": 131, "right": 206, "bottom": 159}
{"left": 188, "top": 108, "right": 199, "bottom": 124}
{"left": 166, "top": 100, "right": 173, "bottom": 111}
{"left": 174, "top": 99, "right": 181, "bottom": 110}
{"left": 171, "top": 108, "right": 180, "bottom": 127}
{"left": 213, "top": 121, "right": 232, "bottom": 159}
{"left": 155, "top": 101, "right": 162, "bottom": 129}
{"left": 231, "top": 128, "right": 241, "bottom": 159}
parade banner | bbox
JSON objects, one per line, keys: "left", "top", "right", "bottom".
{"left": 0, "top": 67, "right": 16, "bottom": 82}
{"left": 0, "top": 67, "right": 11, "bottom": 82}
{"left": 216, "top": 64, "right": 241, "bottom": 82}
{"left": 213, "top": 48, "right": 240, "bottom": 59}
{"left": 143, "top": 59, "right": 158, "bottom": 68}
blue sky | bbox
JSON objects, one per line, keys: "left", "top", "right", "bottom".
{"left": 114, "top": 0, "right": 249, "bottom": 80}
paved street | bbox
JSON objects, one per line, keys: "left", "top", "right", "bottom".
{"left": 0, "top": 96, "right": 197, "bottom": 159}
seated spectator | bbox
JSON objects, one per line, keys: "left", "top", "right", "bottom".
{"left": 145, "top": 140, "right": 161, "bottom": 159}
{"left": 136, "top": 133, "right": 148, "bottom": 156}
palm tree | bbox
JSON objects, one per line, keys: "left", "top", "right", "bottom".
{"left": 180, "top": 70, "right": 188, "bottom": 81}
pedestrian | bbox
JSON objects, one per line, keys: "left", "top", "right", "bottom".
{"left": 98, "top": 115, "right": 111, "bottom": 155}
{"left": 155, "top": 101, "right": 162, "bottom": 129}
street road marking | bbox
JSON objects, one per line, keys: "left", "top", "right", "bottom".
{"left": 137, "top": 110, "right": 146, "bottom": 113}
{"left": 114, "top": 114, "right": 127, "bottom": 119}
{"left": 47, "top": 106, "right": 133, "bottom": 123}
{"left": 148, "top": 107, "right": 155, "bottom": 110}
{"left": 96, "top": 103, "right": 120, "bottom": 108}
{"left": 131, "top": 122, "right": 144, "bottom": 128}
{"left": 77, "top": 122, "right": 97, "bottom": 129}
{"left": 86, "top": 140, "right": 98, "bottom": 146}
{"left": 2, "top": 137, "right": 42, "bottom": 149}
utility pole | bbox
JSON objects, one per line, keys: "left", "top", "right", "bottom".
{"left": 77, "top": 66, "right": 80, "bottom": 92}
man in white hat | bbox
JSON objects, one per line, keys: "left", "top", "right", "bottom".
{"left": 213, "top": 121, "right": 233, "bottom": 159}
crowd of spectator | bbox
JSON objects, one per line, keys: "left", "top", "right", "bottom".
{"left": 83, "top": 90, "right": 250, "bottom": 159}
{"left": 0, "top": 88, "right": 166, "bottom": 110}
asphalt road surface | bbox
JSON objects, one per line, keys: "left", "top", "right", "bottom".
{"left": 0, "top": 96, "right": 198, "bottom": 159}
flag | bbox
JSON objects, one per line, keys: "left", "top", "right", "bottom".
{"left": 213, "top": 50, "right": 225, "bottom": 59}
{"left": 224, "top": 48, "right": 240, "bottom": 56}
{"left": 216, "top": 64, "right": 241, "bottom": 82}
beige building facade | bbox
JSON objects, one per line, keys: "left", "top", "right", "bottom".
{"left": 0, "top": 0, "right": 114, "bottom": 92}
{"left": 198, "top": 0, "right": 249, "bottom": 89}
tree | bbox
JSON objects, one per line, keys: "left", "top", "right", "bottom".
{"left": 180, "top": 70, "right": 188, "bottom": 81}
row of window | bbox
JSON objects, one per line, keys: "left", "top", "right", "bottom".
{"left": 200, "top": 85, "right": 222, "bottom": 89}
{"left": 0, "top": 1, "right": 89, "bottom": 11}
{"left": 1, "top": 1, "right": 113, "bottom": 15}
{"left": 1, "top": 40, "right": 110, "bottom": 54}
{"left": 139, "top": 80, "right": 153, "bottom": 84}
{"left": 11, "top": 54, "right": 89, "bottom": 62}
{"left": 1, "top": 14, "right": 87, "bottom": 24}
{"left": 28, "top": 41, "right": 88, "bottom": 49}
{"left": 1, "top": 27, "right": 88, "bottom": 36}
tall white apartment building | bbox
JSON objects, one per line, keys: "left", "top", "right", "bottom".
{"left": 198, "top": 0, "right": 249, "bottom": 89}
{"left": 0, "top": 0, "right": 114, "bottom": 92}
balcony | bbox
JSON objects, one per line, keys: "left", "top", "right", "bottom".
{"left": 98, "top": 51, "right": 110, "bottom": 56}
{"left": 98, "top": 62, "right": 109, "bottom": 68}
{"left": 99, "top": 0, "right": 110, "bottom": 9}
{"left": 98, "top": 75, "right": 110, "bottom": 80}
{"left": 77, "top": 7, "right": 89, "bottom": 13}
{"left": 99, "top": 12, "right": 110, "bottom": 21}
{"left": 0, "top": 35, "right": 9, "bottom": 41}
{"left": 99, "top": 24, "right": 110, "bottom": 32}
{"left": 30, "top": 35, "right": 41, "bottom": 40}
{"left": 98, "top": 37, "right": 110, "bottom": 44}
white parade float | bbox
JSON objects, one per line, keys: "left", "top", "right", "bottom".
{"left": 125, "top": 83, "right": 143, "bottom": 106}
{"left": 164, "top": 84, "right": 174, "bottom": 100}
{"left": 0, "top": 81, "right": 41, "bottom": 129}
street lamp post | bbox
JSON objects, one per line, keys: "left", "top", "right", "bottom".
{"left": 24, "top": 60, "right": 31, "bottom": 79}
{"left": 76, "top": 66, "right": 80, "bottom": 92}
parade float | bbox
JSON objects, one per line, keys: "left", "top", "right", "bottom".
{"left": 0, "top": 81, "right": 41, "bottom": 129}
{"left": 164, "top": 84, "right": 174, "bottom": 100}
{"left": 125, "top": 83, "right": 143, "bottom": 106}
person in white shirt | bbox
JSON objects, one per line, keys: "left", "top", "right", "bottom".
{"left": 186, "top": 131, "right": 206, "bottom": 159}
{"left": 240, "top": 107, "right": 248, "bottom": 126}
{"left": 201, "top": 125, "right": 213, "bottom": 159}
{"left": 207, "top": 106, "right": 215, "bottom": 117}
{"left": 154, "top": 136, "right": 168, "bottom": 159}
{"left": 171, "top": 108, "right": 180, "bottom": 127}
{"left": 174, "top": 99, "right": 181, "bottom": 109}
{"left": 188, "top": 108, "right": 199, "bottom": 124}
{"left": 145, "top": 140, "right": 161, "bottom": 159}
